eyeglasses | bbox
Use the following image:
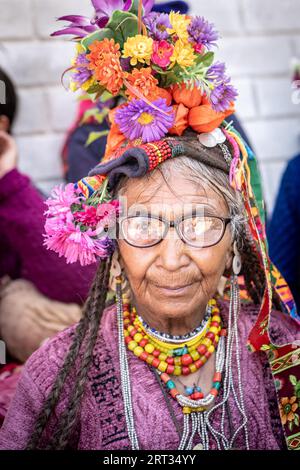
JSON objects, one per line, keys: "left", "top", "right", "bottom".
{"left": 118, "top": 213, "right": 231, "bottom": 248}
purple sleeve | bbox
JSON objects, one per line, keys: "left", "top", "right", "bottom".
{"left": 0, "top": 366, "right": 47, "bottom": 450}
{"left": 0, "top": 169, "right": 97, "bottom": 304}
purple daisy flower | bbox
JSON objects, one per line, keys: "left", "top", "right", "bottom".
{"left": 143, "top": 12, "right": 172, "bottom": 41}
{"left": 210, "top": 79, "right": 238, "bottom": 113}
{"left": 115, "top": 98, "right": 175, "bottom": 143}
{"left": 206, "top": 61, "right": 238, "bottom": 112}
{"left": 72, "top": 53, "right": 92, "bottom": 86}
{"left": 188, "top": 16, "right": 219, "bottom": 49}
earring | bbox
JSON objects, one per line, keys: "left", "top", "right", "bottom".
{"left": 232, "top": 241, "right": 242, "bottom": 276}
{"left": 109, "top": 250, "right": 132, "bottom": 302}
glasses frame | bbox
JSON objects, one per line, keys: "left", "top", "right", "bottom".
{"left": 118, "top": 212, "right": 232, "bottom": 249}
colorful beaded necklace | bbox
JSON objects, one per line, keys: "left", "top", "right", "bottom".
{"left": 123, "top": 299, "right": 227, "bottom": 416}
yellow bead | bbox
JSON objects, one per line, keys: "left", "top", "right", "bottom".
{"left": 210, "top": 326, "right": 219, "bottom": 335}
{"left": 208, "top": 345, "right": 215, "bottom": 354}
{"left": 157, "top": 361, "right": 168, "bottom": 372}
{"left": 128, "top": 341, "right": 138, "bottom": 351}
{"left": 190, "top": 350, "right": 200, "bottom": 361}
{"left": 127, "top": 325, "right": 135, "bottom": 333}
{"left": 133, "top": 333, "right": 143, "bottom": 343}
{"left": 189, "top": 364, "right": 197, "bottom": 373}
{"left": 158, "top": 352, "right": 167, "bottom": 361}
{"left": 145, "top": 343, "right": 155, "bottom": 354}
{"left": 212, "top": 315, "right": 221, "bottom": 323}
{"left": 202, "top": 338, "right": 212, "bottom": 348}
{"left": 174, "top": 357, "right": 182, "bottom": 366}
{"left": 183, "top": 407, "right": 191, "bottom": 414}
{"left": 146, "top": 355, "right": 154, "bottom": 364}
{"left": 209, "top": 299, "right": 216, "bottom": 306}
{"left": 124, "top": 330, "right": 129, "bottom": 337}
{"left": 133, "top": 346, "right": 144, "bottom": 357}
{"left": 174, "top": 366, "right": 182, "bottom": 376}
{"left": 215, "top": 336, "right": 220, "bottom": 344}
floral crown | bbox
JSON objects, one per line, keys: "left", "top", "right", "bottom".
{"left": 45, "top": 0, "right": 240, "bottom": 266}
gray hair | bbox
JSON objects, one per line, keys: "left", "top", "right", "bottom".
{"left": 115, "top": 155, "right": 247, "bottom": 245}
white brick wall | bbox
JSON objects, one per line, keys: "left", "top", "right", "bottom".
{"left": 0, "top": 0, "right": 300, "bottom": 213}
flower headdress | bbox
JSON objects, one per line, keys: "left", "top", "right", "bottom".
{"left": 45, "top": 0, "right": 237, "bottom": 266}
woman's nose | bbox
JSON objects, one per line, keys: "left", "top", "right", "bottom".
{"left": 156, "top": 232, "right": 190, "bottom": 272}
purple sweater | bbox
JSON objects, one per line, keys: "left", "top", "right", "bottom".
{"left": 0, "top": 300, "right": 299, "bottom": 450}
{"left": 0, "top": 169, "right": 96, "bottom": 304}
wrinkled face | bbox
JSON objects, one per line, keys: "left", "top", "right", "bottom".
{"left": 117, "top": 166, "right": 233, "bottom": 322}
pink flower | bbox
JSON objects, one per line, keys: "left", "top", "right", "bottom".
{"left": 151, "top": 40, "right": 174, "bottom": 69}
{"left": 73, "top": 200, "right": 120, "bottom": 229}
{"left": 193, "top": 43, "right": 205, "bottom": 54}
{"left": 44, "top": 184, "right": 81, "bottom": 218}
{"left": 43, "top": 212, "right": 111, "bottom": 266}
{"left": 73, "top": 205, "right": 100, "bottom": 227}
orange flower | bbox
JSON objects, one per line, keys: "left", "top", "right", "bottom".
{"left": 96, "top": 56, "right": 124, "bottom": 95}
{"left": 125, "top": 67, "right": 159, "bottom": 100}
{"left": 188, "top": 102, "right": 235, "bottom": 133}
{"left": 155, "top": 87, "right": 172, "bottom": 105}
{"left": 87, "top": 38, "right": 120, "bottom": 68}
{"left": 279, "top": 397, "right": 299, "bottom": 425}
{"left": 168, "top": 103, "right": 189, "bottom": 136}
{"left": 103, "top": 108, "right": 127, "bottom": 160}
{"left": 87, "top": 39, "right": 123, "bottom": 95}
{"left": 172, "top": 83, "right": 202, "bottom": 108}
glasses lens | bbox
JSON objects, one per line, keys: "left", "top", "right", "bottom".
{"left": 121, "top": 216, "right": 165, "bottom": 246}
{"left": 179, "top": 216, "right": 225, "bottom": 247}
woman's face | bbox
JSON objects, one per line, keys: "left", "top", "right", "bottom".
{"left": 117, "top": 166, "right": 233, "bottom": 325}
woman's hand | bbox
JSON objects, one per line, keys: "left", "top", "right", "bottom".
{"left": 0, "top": 130, "right": 18, "bottom": 179}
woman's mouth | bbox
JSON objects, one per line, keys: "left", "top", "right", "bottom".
{"left": 152, "top": 282, "right": 196, "bottom": 296}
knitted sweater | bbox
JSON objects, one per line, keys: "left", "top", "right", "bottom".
{"left": 0, "top": 300, "right": 299, "bottom": 450}
{"left": 0, "top": 169, "right": 97, "bottom": 305}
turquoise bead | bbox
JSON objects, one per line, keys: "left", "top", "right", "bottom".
{"left": 166, "top": 380, "right": 176, "bottom": 390}
{"left": 185, "top": 386, "right": 194, "bottom": 396}
{"left": 213, "top": 382, "right": 221, "bottom": 390}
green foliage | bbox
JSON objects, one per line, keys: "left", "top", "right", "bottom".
{"left": 85, "top": 130, "right": 109, "bottom": 147}
{"left": 81, "top": 28, "right": 114, "bottom": 51}
{"left": 106, "top": 11, "right": 138, "bottom": 48}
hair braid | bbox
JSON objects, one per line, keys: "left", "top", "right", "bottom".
{"left": 49, "top": 255, "right": 112, "bottom": 449}
{"left": 26, "top": 257, "right": 111, "bottom": 450}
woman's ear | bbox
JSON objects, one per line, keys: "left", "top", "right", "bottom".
{"left": 223, "top": 244, "right": 234, "bottom": 277}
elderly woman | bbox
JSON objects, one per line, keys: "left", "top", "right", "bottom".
{"left": 1, "top": 3, "right": 300, "bottom": 451}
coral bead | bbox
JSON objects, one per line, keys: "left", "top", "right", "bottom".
{"left": 181, "top": 354, "right": 193, "bottom": 366}
{"left": 166, "top": 365, "right": 175, "bottom": 374}
{"left": 139, "top": 338, "right": 148, "bottom": 347}
{"left": 152, "top": 358, "right": 160, "bottom": 368}
{"left": 197, "top": 344, "right": 207, "bottom": 355}
{"left": 140, "top": 352, "right": 148, "bottom": 361}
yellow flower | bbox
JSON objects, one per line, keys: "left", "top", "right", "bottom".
{"left": 167, "top": 12, "right": 191, "bottom": 42}
{"left": 170, "top": 40, "right": 196, "bottom": 68}
{"left": 123, "top": 35, "right": 153, "bottom": 66}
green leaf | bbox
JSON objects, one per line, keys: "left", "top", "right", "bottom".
{"left": 85, "top": 130, "right": 109, "bottom": 147}
{"left": 86, "top": 83, "right": 105, "bottom": 95}
{"left": 106, "top": 11, "right": 138, "bottom": 48}
{"left": 294, "top": 414, "right": 300, "bottom": 427}
{"left": 81, "top": 28, "right": 114, "bottom": 51}
{"left": 195, "top": 51, "right": 214, "bottom": 68}
{"left": 128, "top": 0, "right": 141, "bottom": 15}
{"left": 289, "top": 421, "right": 294, "bottom": 432}
{"left": 290, "top": 375, "right": 298, "bottom": 386}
